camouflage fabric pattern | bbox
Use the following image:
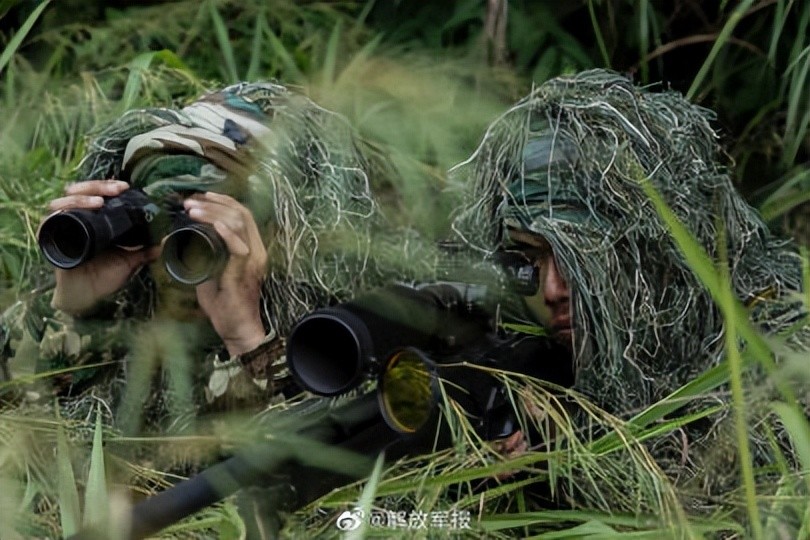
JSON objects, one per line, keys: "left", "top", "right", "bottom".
{"left": 451, "top": 70, "right": 809, "bottom": 514}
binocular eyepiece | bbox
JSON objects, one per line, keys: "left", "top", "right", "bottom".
{"left": 38, "top": 189, "right": 228, "bottom": 285}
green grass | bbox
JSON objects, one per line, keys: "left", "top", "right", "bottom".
{"left": 0, "top": 1, "right": 809, "bottom": 538}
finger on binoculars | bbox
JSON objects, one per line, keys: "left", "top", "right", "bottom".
{"left": 48, "top": 195, "right": 105, "bottom": 212}
{"left": 202, "top": 192, "right": 265, "bottom": 251}
{"left": 49, "top": 180, "right": 130, "bottom": 211}
{"left": 212, "top": 220, "right": 250, "bottom": 257}
{"left": 65, "top": 180, "right": 129, "bottom": 196}
{"left": 185, "top": 193, "right": 264, "bottom": 252}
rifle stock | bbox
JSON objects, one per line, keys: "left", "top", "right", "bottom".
{"left": 68, "top": 393, "right": 397, "bottom": 540}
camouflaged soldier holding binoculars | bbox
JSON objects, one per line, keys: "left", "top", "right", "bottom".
{"left": 39, "top": 179, "right": 268, "bottom": 360}
{"left": 1, "top": 81, "right": 392, "bottom": 420}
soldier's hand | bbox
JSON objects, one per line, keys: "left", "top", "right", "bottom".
{"left": 183, "top": 192, "right": 268, "bottom": 356}
{"left": 491, "top": 430, "right": 529, "bottom": 481}
{"left": 46, "top": 180, "right": 161, "bottom": 314}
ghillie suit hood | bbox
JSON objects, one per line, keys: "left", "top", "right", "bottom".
{"left": 79, "top": 81, "right": 414, "bottom": 335}
{"left": 451, "top": 70, "right": 808, "bottom": 512}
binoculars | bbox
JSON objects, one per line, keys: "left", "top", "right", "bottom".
{"left": 38, "top": 189, "right": 228, "bottom": 285}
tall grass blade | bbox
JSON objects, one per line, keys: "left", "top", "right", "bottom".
{"left": 586, "top": 1, "right": 609, "bottom": 67}
{"left": 481, "top": 510, "right": 743, "bottom": 536}
{"left": 591, "top": 403, "right": 725, "bottom": 456}
{"left": 321, "top": 20, "right": 342, "bottom": 87}
{"left": 802, "top": 247, "right": 809, "bottom": 310}
{"left": 57, "top": 427, "right": 81, "bottom": 536}
{"left": 4, "top": 59, "right": 14, "bottom": 108}
{"left": 687, "top": 0, "right": 757, "bottom": 100}
{"left": 356, "top": 0, "right": 377, "bottom": 26}
{"left": 121, "top": 49, "right": 188, "bottom": 111}
{"left": 629, "top": 362, "right": 731, "bottom": 429}
{"left": 760, "top": 190, "right": 810, "bottom": 222}
{"left": 245, "top": 10, "right": 266, "bottom": 81}
{"left": 0, "top": 0, "right": 51, "bottom": 75}
{"left": 718, "top": 225, "right": 763, "bottom": 539}
{"left": 345, "top": 453, "right": 384, "bottom": 540}
{"left": 784, "top": 44, "right": 810, "bottom": 165}
{"left": 638, "top": 0, "right": 650, "bottom": 83}
{"left": 786, "top": 0, "right": 810, "bottom": 68}
{"left": 771, "top": 402, "right": 810, "bottom": 489}
{"left": 208, "top": 0, "right": 239, "bottom": 83}
{"left": 265, "top": 27, "right": 303, "bottom": 81}
{"left": 639, "top": 179, "right": 790, "bottom": 403}
{"left": 767, "top": 0, "right": 789, "bottom": 63}
{"left": 82, "top": 407, "right": 108, "bottom": 528}
{"left": 758, "top": 166, "right": 810, "bottom": 218}
{"left": 0, "top": 448, "right": 23, "bottom": 539}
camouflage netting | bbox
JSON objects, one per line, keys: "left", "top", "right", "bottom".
{"left": 450, "top": 70, "right": 810, "bottom": 512}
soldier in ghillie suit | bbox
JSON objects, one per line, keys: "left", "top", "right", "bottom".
{"left": 0, "top": 81, "right": 421, "bottom": 435}
{"left": 450, "top": 70, "right": 809, "bottom": 531}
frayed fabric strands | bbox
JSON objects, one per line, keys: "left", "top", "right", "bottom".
{"left": 451, "top": 69, "right": 809, "bottom": 510}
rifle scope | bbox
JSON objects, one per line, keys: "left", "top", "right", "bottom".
{"left": 38, "top": 189, "right": 228, "bottom": 285}
{"left": 286, "top": 283, "right": 495, "bottom": 397}
{"left": 375, "top": 334, "right": 574, "bottom": 438}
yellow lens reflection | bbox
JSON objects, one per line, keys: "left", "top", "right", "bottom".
{"left": 380, "top": 349, "right": 435, "bottom": 434}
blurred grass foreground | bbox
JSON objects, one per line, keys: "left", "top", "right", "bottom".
{"left": 0, "top": 1, "right": 809, "bottom": 538}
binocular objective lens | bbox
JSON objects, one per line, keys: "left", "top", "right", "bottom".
{"left": 163, "top": 225, "right": 226, "bottom": 285}
{"left": 39, "top": 213, "right": 93, "bottom": 269}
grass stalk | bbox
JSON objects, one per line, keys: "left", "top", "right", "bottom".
{"left": 586, "top": 0, "right": 610, "bottom": 68}
{"left": 208, "top": 0, "right": 239, "bottom": 83}
{"left": 56, "top": 427, "right": 81, "bottom": 536}
{"left": 638, "top": 0, "right": 650, "bottom": 83}
{"left": 687, "top": 0, "right": 757, "bottom": 100}
{"left": 718, "top": 225, "right": 763, "bottom": 539}
{"left": 82, "top": 407, "right": 108, "bottom": 529}
{"left": 245, "top": 9, "right": 266, "bottom": 81}
{"left": 639, "top": 179, "right": 795, "bottom": 405}
{"left": 0, "top": 0, "right": 51, "bottom": 76}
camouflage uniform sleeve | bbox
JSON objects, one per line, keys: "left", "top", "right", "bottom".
{"left": 203, "top": 328, "right": 296, "bottom": 411}
{"left": 0, "top": 273, "right": 152, "bottom": 404}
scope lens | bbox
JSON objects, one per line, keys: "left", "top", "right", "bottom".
{"left": 287, "top": 313, "right": 365, "bottom": 396}
{"left": 38, "top": 213, "right": 93, "bottom": 269}
{"left": 163, "top": 226, "right": 221, "bottom": 285}
{"left": 379, "top": 349, "right": 435, "bottom": 434}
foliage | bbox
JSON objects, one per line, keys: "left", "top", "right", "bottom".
{"left": 0, "top": 0, "right": 809, "bottom": 538}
